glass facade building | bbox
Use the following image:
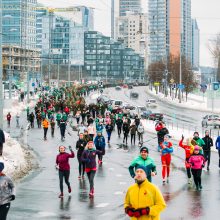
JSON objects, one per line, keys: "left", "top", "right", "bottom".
{"left": 119, "top": 0, "right": 141, "bottom": 17}
{"left": 84, "top": 31, "right": 144, "bottom": 80}
{"left": 2, "top": 0, "right": 37, "bottom": 49}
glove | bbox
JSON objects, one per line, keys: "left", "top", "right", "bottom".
{"left": 125, "top": 207, "right": 134, "bottom": 217}
{"left": 140, "top": 207, "right": 150, "bottom": 215}
{"left": 68, "top": 146, "right": 73, "bottom": 151}
{"left": 10, "top": 195, "right": 15, "bottom": 201}
{"left": 55, "top": 165, "right": 59, "bottom": 170}
{"left": 133, "top": 209, "right": 141, "bottom": 218}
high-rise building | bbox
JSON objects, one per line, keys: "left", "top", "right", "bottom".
{"left": 2, "top": 0, "right": 37, "bottom": 50}
{"left": 192, "top": 19, "right": 200, "bottom": 69}
{"left": 148, "top": 0, "right": 192, "bottom": 65}
{"left": 84, "top": 31, "right": 144, "bottom": 81}
{"left": 119, "top": 0, "right": 142, "bottom": 17}
{"left": 115, "top": 12, "right": 148, "bottom": 67}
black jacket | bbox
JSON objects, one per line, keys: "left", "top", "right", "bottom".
{"left": 202, "top": 136, "right": 213, "bottom": 151}
{"left": 76, "top": 139, "right": 87, "bottom": 158}
{"left": 123, "top": 123, "right": 130, "bottom": 133}
{"left": 0, "top": 129, "right": 5, "bottom": 143}
{"left": 116, "top": 119, "right": 123, "bottom": 127}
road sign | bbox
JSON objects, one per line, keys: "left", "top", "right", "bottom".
{"left": 100, "top": 89, "right": 103, "bottom": 94}
{"left": 212, "top": 82, "right": 219, "bottom": 91}
{"left": 200, "top": 84, "right": 207, "bottom": 93}
{"left": 170, "top": 78, "right": 174, "bottom": 84}
{"left": 32, "top": 82, "right": 35, "bottom": 87}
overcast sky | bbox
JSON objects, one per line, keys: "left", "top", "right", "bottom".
{"left": 38, "top": 0, "right": 220, "bottom": 67}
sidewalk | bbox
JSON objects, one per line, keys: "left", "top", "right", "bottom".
{"left": 146, "top": 87, "right": 219, "bottom": 113}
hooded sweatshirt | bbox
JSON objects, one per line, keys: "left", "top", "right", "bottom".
{"left": 56, "top": 151, "right": 75, "bottom": 171}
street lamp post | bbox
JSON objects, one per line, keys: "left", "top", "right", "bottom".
{"left": 179, "top": 47, "right": 182, "bottom": 103}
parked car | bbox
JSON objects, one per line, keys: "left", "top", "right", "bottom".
{"left": 146, "top": 99, "right": 157, "bottom": 108}
{"left": 202, "top": 115, "right": 220, "bottom": 128}
{"left": 148, "top": 113, "right": 163, "bottom": 121}
{"left": 115, "top": 86, "right": 122, "bottom": 91}
{"left": 128, "top": 85, "right": 133, "bottom": 89}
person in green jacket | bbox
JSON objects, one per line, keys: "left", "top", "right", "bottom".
{"left": 62, "top": 112, "right": 68, "bottom": 122}
{"left": 56, "top": 112, "right": 62, "bottom": 127}
{"left": 193, "top": 131, "right": 205, "bottom": 154}
{"left": 129, "top": 146, "right": 157, "bottom": 182}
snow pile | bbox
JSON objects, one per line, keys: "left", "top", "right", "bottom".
{"left": 146, "top": 88, "right": 219, "bottom": 113}
{"left": 0, "top": 132, "right": 26, "bottom": 177}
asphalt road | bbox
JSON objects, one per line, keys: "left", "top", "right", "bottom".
{"left": 7, "top": 87, "right": 220, "bottom": 220}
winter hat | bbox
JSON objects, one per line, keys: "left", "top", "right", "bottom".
{"left": 194, "top": 131, "right": 199, "bottom": 136}
{"left": 194, "top": 145, "right": 200, "bottom": 151}
{"left": 135, "top": 165, "right": 148, "bottom": 176}
{"left": 0, "top": 162, "right": 4, "bottom": 172}
{"left": 140, "top": 146, "right": 149, "bottom": 153}
{"left": 164, "top": 134, "right": 171, "bottom": 139}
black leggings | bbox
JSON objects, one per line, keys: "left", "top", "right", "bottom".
{"left": 131, "top": 134, "right": 136, "bottom": 144}
{"left": 0, "top": 203, "right": 10, "bottom": 220}
{"left": 117, "top": 126, "right": 122, "bottom": 136}
{"left": 59, "top": 170, "right": 71, "bottom": 193}
{"left": 78, "top": 160, "right": 85, "bottom": 176}
{"left": 43, "top": 128, "right": 48, "bottom": 139}
{"left": 186, "top": 168, "right": 191, "bottom": 179}
{"left": 191, "top": 169, "right": 202, "bottom": 187}
{"left": 87, "top": 170, "right": 96, "bottom": 191}
{"left": 123, "top": 133, "right": 128, "bottom": 144}
{"left": 203, "top": 151, "right": 211, "bottom": 167}
{"left": 60, "top": 128, "right": 66, "bottom": 138}
{"left": 97, "top": 149, "right": 105, "bottom": 161}
{"left": 218, "top": 149, "right": 220, "bottom": 167}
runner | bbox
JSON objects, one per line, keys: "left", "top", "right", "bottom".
{"left": 202, "top": 130, "right": 213, "bottom": 170}
{"left": 189, "top": 145, "right": 206, "bottom": 191}
{"left": 137, "top": 122, "right": 144, "bottom": 143}
{"left": 56, "top": 111, "right": 62, "bottom": 127}
{"left": 105, "top": 121, "right": 114, "bottom": 144}
{"left": 129, "top": 147, "right": 157, "bottom": 182}
{"left": 56, "top": 146, "right": 74, "bottom": 198}
{"left": 6, "top": 113, "right": 11, "bottom": 128}
{"left": 50, "top": 118, "right": 55, "bottom": 138}
{"left": 59, "top": 119, "right": 67, "bottom": 141}
{"left": 42, "top": 117, "right": 49, "bottom": 140}
{"left": 129, "top": 122, "right": 137, "bottom": 145}
{"left": 76, "top": 133, "right": 87, "bottom": 179}
{"left": 159, "top": 134, "right": 173, "bottom": 184}
{"left": 124, "top": 165, "right": 166, "bottom": 219}
{"left": 81, "top": 141, "right": 103, "bottom": 198}
{"left": 116, "top": 117, "right": 123, "bottom": 138}
{"left": 87, "top": 123, "right": 96, "bottom": 141}
{"left": 179, "top": 135, "right": 194, "bottom": 184}
{"left": 0, "top": 162, "right": 16, "bottom": 220}
{"left": 123, "top": 119, "right": 130, "bottom": 145}
{"left": 215, "top": 135, "right": 220, "bottom": 168}
{"left": 94, "top": 132, "right": 106, "bottom": 164}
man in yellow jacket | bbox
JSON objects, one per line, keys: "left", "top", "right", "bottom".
{"left": 124, "top": 165, "right": 166, "bottom": 220}
{"left": 42, "top": 118, "right": 49, "bottom": 140}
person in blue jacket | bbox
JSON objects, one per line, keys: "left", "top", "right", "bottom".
{"left": 94, "top": 132, "right": 106, "bottom": 164}
{"left": 96, "top": 122, "right": 104, "bottom": 134}
{"left": 215, "top": 135, "right": 220, "bottom": 167}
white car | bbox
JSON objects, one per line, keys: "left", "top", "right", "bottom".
{"left": 202, "top": 115, "right": 220, "bottom": 128}
{"left": 146, "top": 99, "right": 157, "bottom": 108}
{"left": 112, "top": 100, "right": 123, "bottom": 109}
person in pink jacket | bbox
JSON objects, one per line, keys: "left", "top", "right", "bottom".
{"left": 188, "top": 145, "right": 205, "bottom": 191}
{"left": 105, "top": 115, "right": 111, "bottom": 125}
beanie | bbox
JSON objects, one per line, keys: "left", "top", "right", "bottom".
{"left": 0, "top": 162, "right": 4, "bottom": 172}
{"left": 194, "top": 145, "right": 200, "bottom": 151}
{"left": 135, "top": 165, "right": 147, "bottom": 176}
{"left": 140, "top": 146, "right": 149, "bottom": 153}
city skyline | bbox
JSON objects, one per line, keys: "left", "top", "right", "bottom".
{"left": 39, "top": 0, "right": 220, "bottom": 67}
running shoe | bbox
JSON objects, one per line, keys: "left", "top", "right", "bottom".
{"left": 59, "top": 192, "right": 64, "bottom": 198}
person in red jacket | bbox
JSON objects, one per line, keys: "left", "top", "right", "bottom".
{"left": 56, "top": 145, "right": 75, "bottom": 198}
{"left": 179, "top": 135, "right": 194, "bottom": 184}
{"left": 6, "top": 112, "right": 11, "bottom": 128}
{"left": 64, "top": 106, "right": 70, "bottom": 115}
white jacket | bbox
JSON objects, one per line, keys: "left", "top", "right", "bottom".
{"left": 137, "top": 125, "right": 144, "bottom": 134}
{"left": 88, "top": 125, "right": 95, "bottom": 134}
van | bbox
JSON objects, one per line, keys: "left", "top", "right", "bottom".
{"left": 112, "top": 100, "right": 123, "bottom": 109}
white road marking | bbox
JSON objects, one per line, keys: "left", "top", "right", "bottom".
{"left": 119, "top": 182, "right": 127, "bottom": 185}
{"left": 108, "top": 167, "right": 115, "bottom": 171}
{"left": 96, "top": 203, "right": 109, "bottom": 208}
{"left": 116, "top": 174, "right": 122, "bottom": 177}
{"left": 114, "top": 191, "right": 123, "bottom": 195}
{"left": 37, "top": 212, "right": 57, "bottom": 217}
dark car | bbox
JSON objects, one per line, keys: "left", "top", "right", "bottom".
{"left": 128, "top": 85, "right": 133, "bottom": 89}
{"left": 115, "top": 86, "right": 122, "bottom": 91}
{"left": 97, "top": 95, "right": 111, "bottom": 105}
{"left": 148, "top": 113, "right": 163, "bottom": 121}
{"left": 130, "top": 91, "right": 139, "bottom": 99}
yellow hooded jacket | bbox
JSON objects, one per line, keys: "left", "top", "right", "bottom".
{"left": 124, "top": 180, "right": 166, "bottom": 220}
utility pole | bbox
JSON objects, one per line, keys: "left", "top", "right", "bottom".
{"left": 179, "top": 49, "right": 182, "bottom": 103}
{"left": 0, "top": 0, "right": 4, "bottom": 129}
{"left": 9, "top": 45, "right": 12, "bottom": 99}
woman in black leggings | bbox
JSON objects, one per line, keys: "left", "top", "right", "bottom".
{"left": 76, "top": 133, "right": 87, "bottom": 179}
{"left": 56, "top": 146, "right": 75, "bottom": 198}
{"left": 81, "top": 141, "right": 103, "bottom": 198}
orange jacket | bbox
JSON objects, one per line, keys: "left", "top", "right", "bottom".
{"left": 42, "top": 119, "right": 49, "bottom": 128}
